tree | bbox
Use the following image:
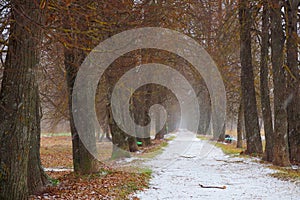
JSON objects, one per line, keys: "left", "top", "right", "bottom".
{"left": 285, "top": 0, "right": 300, "bottom": 164}
{"left": 269, "top": 0, "right": 290, "bottom": 166}
{"left": 260, "top": 0, "right": 274, "bottom": 162}
{"left": 237, "top": 100, "right": 244, "bottom": 148}
{"left": 239, "top": 0, "right": 263, "bottom": 155}
{"left": 54, "top": 0, "right": 103, "bottom": 174}
{"left": 0, "top": 0, "right": 47, "bottom": 199}
{"left": 25, "top": 0, "right": 107, "bottom": 173}
{"left": 60, "top": 0, "right": 141, "bottom": 158}
{"left": 64, "top": 47, "right": 100, "bottom": 173}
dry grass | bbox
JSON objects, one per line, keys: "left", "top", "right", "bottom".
{"left": 197, "top": 134, "right": 245, "bottom": 155}
{"left": 135, "top": 139, "right": 168, "bottom": 159}
{"left": 268, "top": 166, "right": 300, "bottom": 183}
{"left": 40, "top": 136, "right": 73, "bottom": 168}
{"left": 214, "top": 142, "right": 245, "bottom": 155}
{"left": 38, "top": 135, "right": 154, "bottom": 199}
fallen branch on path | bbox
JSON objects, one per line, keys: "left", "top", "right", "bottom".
{"left": 180, "top": 155, "right": 196, "bottom": 158}
{"left": 199, "top": 184, "right": 226, "bottom": 189}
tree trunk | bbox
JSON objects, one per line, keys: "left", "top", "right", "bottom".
{"left": 107, "top": 104, "right": 130, "bottom": 159}
{"left": 143, "top": 85, "right": 152, "bottom": 146}
{"left": 27, "top": 91, "right": 49, "bottom": 195}
{"left": 237, "top": 100, "right": 244, "bottom": 148}
{"left": 134, "top": 85, "right": 151, "bottom": 146}
{"left": 154, "top": 108, "right": 164, "bottom": 140}
{"left": 285, "top": 0, "right": 300, "bottom": 164}
{"left": 64, "top": 48, "right": 99, "bottom": 174}
{"left": 155, "top": 122, "right": 167, "bottom": 140}
{"left": 128, "top": 136, "right": 138, "bottom": 152}
{"left": 154, "top": 94, "right": 167, "bottom": 140}
{"left": 239, "top": 0, "right": 263, "bottom": 155}
{"left": 269, "top": 0, "right": 290, "bottom": 166}
{"left": 104, "top": 71, "right": 131, "bottom": 158}
{"left": 260, "top": 0, "right": 274, "bottom": 162}
{"left": 218, "top": 122, "right": 226, "bottom": 142}
{"left": 128, "top": 92, "right": 138, "bottom": 152}
{"left": 0, "top": 1, "right": 46, "bottom": 199}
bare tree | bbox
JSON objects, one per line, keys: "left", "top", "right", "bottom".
{"left": 239, "top": 0, "right": 263, "bottom": 155}
{"left": 269, "top": 0, "right": 290, "bottom": 166}
{"left": 260, "top": 0, "right": 274, "bottom": 162}
{"left": 285, "top": 0, "right": 300, "bottom": 164}
{"left": 0, "top": 1, "right": 48, "bottom": 198}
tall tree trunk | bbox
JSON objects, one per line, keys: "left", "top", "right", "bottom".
{"left": 0, "top": 1, "right": 46, "bottom": 199}
{"left": 128, "top": 95, "right": 138, "bottom": 152}
{"left": 260, "top": 1, "right": 274, "bottom": 162}
{"left": 143, "top": 72, "right": 152, "bottom": 145}
{"left": 105, "top": 71, "right": 131, "bottom": 158}
{"left": 64, "top": 48, "right": 99, "bottom": 174}
{"left": 286, "top": 0, "right": 300, "bottom": 164}
{"left": 239, "top": 0, "right": 263, "bottom": 154}
{"left": 61, "top": 1, "right": 101, "bottom": 174}
{"left": 136, "top": 84, "right": 151, "bottom": 146}
{"left": 154, "top": 105, "right": 163, "bottom": 140}
{"left": 269, "top": 0, "right": 290, "bottom": 166}
{"left": 27, "top": 91, "right": 49, "bottom": 195}
{"left": 237, "top": 100, "right": 244, "bottom": 148}
{"left": 154, "top": 91, "right": 167, "bottom": 140}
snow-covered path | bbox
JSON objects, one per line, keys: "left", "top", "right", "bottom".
{"left": 134, "top": 130, "right": 300, "bottom": 200}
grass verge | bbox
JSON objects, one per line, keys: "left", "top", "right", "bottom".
{"left": 37, "top": 135, "right": 177, "bottom": 199}
{"left": 214, "top": 142, "right": 244, "bottom": 155}
{"left": 136, "top": 140, "right": 169, "bottom": 159}
{"left": 42, "top": 132, "right": 71, "bottom": 137}
{"left": 197, "top": 135, "right": 244, "bottom": 155}
{"left": 196, "top": 135, "right": 211, "bottom": 141}
{"left": 268, "top": 166, "right": 300, "bottom": 183}
{"left": 198, "top": 134, "right": 300, "bottom": 184}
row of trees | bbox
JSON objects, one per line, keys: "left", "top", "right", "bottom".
{"left": 0, "top": 0, "right": 299, "bottom": 199}
{"left": 239, "top": 0, "right": 299, "bottom": 166}
{"left": 0, "top": 0, "right": 201, "bottom": 198}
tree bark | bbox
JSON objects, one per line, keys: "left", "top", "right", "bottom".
{"left": 239, "top": 0, "right": 263, "bottom": 155}
{"left": 128, "top": 92, "right": 138, "bottom": 152}
{"left": 107, "top": 103, "right": 130, "bottom": 159}
{"left": 285, "top": 0, "right": 300, "bottom": 164}
{"left": 260, "top": 0, "right": 274, "bottom": 162}
{"left": 27, "top": 91, "right": 49, "bottom": 195}
{"left": 154, "top": 106, "right": 164, "bottom": 140}
{"left": 64, "top": 48, "right": 99, "bottom": 174}
{"left": 269, "top": 0, "right": 290, "bottom": 166}
{"left": 237, "top": 100, "right": 244, "bottom": 148}
{"left": 0, "top": 1, "right": 46, "bottom": 199}
{"left": 134, "top": 85, "right": 151, "bottom": 146}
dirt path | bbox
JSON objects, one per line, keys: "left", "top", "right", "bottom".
{"left": 133, "top": 130, "right": 300, "bottom": 200}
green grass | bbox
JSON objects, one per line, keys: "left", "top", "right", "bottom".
{"left": 135, "top": 137, "right": 171, "bottom": 159}
{"left": 197, "top": 134, "right": 244, "bottom": 155}
{"left": 197, "top": 135, "right": 211, "bottom": 141}
{"left": 49, "top": 177, "right": 60, "bottom": 186}
{"left": 138, "top": 167, "right": 152, "bottom": 176}
{"left": 269, "top": 166, "right": 300, "bottom": 183}
{"left": 213, "top": 142, "right": 244, "bottom": 155}
{"left": 165, "top": 135, "right": 176, "bottom": 141}
{"left": 42, "top": 132, "right": 71, "bottom": 137}
{"left": 114, "top": 170, "right": 152, "bottom": 200}
{"left": 136, "top": 140, "right": 169, "bottom": 159}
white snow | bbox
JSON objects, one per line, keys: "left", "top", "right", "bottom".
{"left": 133, "top": 130, "right": 300, "bottom": 200}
